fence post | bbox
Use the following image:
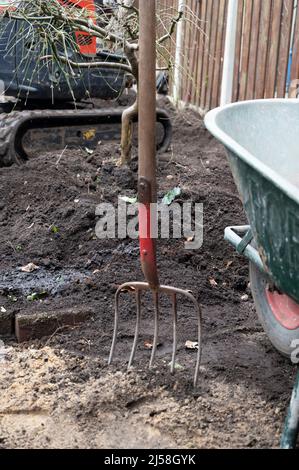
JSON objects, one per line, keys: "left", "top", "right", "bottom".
{"left": 173, "top": 0, "right": 185, "bottom": 105}
{"left": 220, "top": 0, "right": 238, "bottom": 106}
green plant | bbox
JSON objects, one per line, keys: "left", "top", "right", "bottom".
{"left": 27, "top": 292, "right": 48, "bottom": 301}
{"left": 50, "top": 225, "right": 59, "bottom": 234}
{"left": 162, "top": 187, "right": 181, "bottom": 205}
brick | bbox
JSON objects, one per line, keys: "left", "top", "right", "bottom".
{"left": 15, "top": 305, "right": 94, "bottom": 342}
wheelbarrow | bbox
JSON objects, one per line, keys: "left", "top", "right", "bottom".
{"left": 205, "top": 99, "right": 299, "bottom": 449}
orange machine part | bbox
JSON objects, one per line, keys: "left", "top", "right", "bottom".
{"left": 59, "top": 0, "right": 97, "bottom": 56}
{"left": 0, "top": 1, "right": 97, "bottom": 56}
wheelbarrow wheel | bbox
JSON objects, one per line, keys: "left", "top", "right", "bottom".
{"left": 249, "top": 263, "right": 299, "bottom": 358}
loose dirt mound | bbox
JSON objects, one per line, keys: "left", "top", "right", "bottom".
{"left": 0, "top": 99, "right": 296, "bottom": 448}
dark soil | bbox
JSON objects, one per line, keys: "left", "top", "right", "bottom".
{"left": 0, "top": 98, "right": 296, "bottom": 449}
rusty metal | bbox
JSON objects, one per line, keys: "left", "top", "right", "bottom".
{"left": 109, "top": 0, "right": 202, "bottom": 387}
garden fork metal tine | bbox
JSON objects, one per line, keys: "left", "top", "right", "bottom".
{"left": 108, "top": 282, "right": 202, "bottom": 387}
{"left": 109, "top": 282, "right": 202, "bottom": 387}
{"left": 128, "top": 287, "right": 142, "bottom": 369}
{"left": 160, "top": 285, "right": 202, "bottom": 387}
{"left": 109, "top": 282, "right": 140, "bottom": 367}
{"left": 149, "top": 290, "right": 160, "bottom": 368}
{"left": 108, "top": 284, "right": 121, "bottom": 366}
{"left": 170, "top": 292, "right": 178, "bottom": 375}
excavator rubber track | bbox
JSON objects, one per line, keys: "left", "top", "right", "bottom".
{"left": 0, "top": 108, "right": 172, "bottom": 167}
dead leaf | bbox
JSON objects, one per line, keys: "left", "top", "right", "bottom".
{"left": 144, "top": 341, "right": 162, "bottom": 350}
{"left": 226, "top": 260, "right": 233, "bottom": 269}
{"left": 83, "top": 129, "right": 96, "bottom": 141}
{"left": 20, "top": 263, "right": 39, "bottom": 273}
{"left": 209, "top": 278, "right": 218, "bottom": 287}
{"left": 168, "top": 362, "right": 184, "bottom": 371}
{"left": 185, "top": 340, "right": 199, "bottom": 350}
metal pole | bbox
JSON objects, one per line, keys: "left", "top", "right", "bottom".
{"left": 281, "top": 369, "right": 299, "bottom": 449}
{"left": 173, "top": 0, "right": 185, "bottom": 105}
{"left": 220, "top": 0, "right": 238, "bottom": 106}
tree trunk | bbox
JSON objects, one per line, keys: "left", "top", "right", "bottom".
{"left": 119, "top": 42, "right": 140, "bottom": 165}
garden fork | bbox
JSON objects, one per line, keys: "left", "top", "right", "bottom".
{"left": 108, "top": 0, "right": 202, "bottom": 387}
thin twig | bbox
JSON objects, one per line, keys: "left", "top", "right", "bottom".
{"left": 55, "top": 145, "right": 68, "bottom": 166}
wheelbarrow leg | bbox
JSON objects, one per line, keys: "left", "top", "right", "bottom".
{"left": 281, "top": 369, "right": 299, "bottom": 449}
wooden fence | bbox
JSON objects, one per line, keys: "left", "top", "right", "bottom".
{"left": 158, "top": 0, "right": 299, "bottom": 112}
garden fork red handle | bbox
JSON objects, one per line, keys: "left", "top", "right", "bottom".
{"left": 138, "top": 176, "right": 160, "bottom": 368}
{"left": 138, "top": 177, "right": 159, "bottom": 289}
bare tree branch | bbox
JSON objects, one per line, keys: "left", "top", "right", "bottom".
{"left": 157, "top": 10, "right": 184, "bottom": 45}
{"left": 39, "top": 55, "right": 133, "bottom": 74}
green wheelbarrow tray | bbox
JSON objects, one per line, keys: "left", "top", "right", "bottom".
{"left": 205, "top": 99, "right": 299, "bottom": 305}
{"left": 205, "top": 99, "right": 299, "bottom": 449}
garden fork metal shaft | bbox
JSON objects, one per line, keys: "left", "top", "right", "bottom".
{"left": 109, "top": 0, "right": 202, "bottom": 387}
